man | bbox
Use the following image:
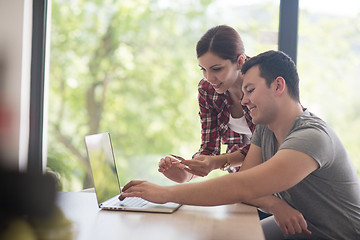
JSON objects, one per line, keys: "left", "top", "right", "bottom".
{"left": 120, "top": 50, "right": 360, "bottom": 239}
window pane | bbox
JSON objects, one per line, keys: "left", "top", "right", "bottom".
{"left": 298, "top": 0, "right": 360, "bottom": 175}
{"left": 47, "top": 0, "right": 279, "bottom": 191}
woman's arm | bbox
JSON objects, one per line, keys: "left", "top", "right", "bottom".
{"left": 193, "top": 80, "right": 222, "bottom": 157}
{"left": 181, "top": 150, "right": 245, "bottom": 177}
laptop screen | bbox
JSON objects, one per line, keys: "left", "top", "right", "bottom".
{"left": 84, "top": 133, "right": 121, "bottom": 205}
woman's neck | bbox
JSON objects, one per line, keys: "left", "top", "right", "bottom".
{"left": 228, "top": 77, "right": 245, "bottom": 118}
{"left": 228, "top": 75, "right": 244, "bottom": 102}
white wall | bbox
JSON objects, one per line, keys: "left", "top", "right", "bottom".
{"left": 0, "top": 0, "right": 32, "bottom": 171}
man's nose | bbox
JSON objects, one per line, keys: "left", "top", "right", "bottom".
{"left": 241, "top": 94, "right": 248, "bottom": 106}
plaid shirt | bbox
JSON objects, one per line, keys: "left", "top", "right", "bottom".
{"left": 193, "top": 79, "right": 255, "bottom": 168}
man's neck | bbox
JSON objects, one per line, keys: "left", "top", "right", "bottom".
{"left": 268, "top": 102, "right": 303, "bottom": 146}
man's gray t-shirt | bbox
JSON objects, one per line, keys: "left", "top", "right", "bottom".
{"left": 252, "top": 110, "right": 360, "bottom": 239}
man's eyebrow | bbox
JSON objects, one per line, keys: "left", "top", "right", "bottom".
{"left": 242, "top": 83, "right": 253, "bottom": 91}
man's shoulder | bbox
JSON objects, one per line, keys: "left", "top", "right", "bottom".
{"left": 254, "top": 124, "right": 270, "bottom": 134}
{"left": 292, "top": 111, "right": 328, "bottom": 133}
{"left": 252, "top": 125, "right": 273, "bottom": 145}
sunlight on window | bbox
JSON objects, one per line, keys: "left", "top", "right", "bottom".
{"left": 46, "top": 0, "right": 359, "bottom": 192}
{"left": 298, "top": 0, "right": 360, "bottom": 174}
{"left": 46, "top": 0, "right": 279, "bottom": 191}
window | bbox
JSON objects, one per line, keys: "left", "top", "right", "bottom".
{"left": 298, "top": 0, "right": 360, "bottom": 174}
{"left": 46, "top": 0, "right": 279, "bottom": 191}
{"left": 43, "top": 0, "right": 359, "bottom": 192}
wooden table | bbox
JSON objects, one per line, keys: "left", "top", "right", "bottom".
{"left": 56, "top": 191, "right": 264, "bottom": 240}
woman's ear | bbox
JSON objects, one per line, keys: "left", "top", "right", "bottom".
{"left": 237, "top": 55, "right": 245, "bottom": 69}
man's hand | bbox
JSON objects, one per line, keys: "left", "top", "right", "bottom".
{"left": 271, "top": 200, "right": 312, "bottom": 236}
{"left": 119, "top": 180, "right": 170, "bottom": 204}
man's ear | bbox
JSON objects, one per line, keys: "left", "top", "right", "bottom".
{"left": 273, "top": 77, "right": 286, "bottom": 96}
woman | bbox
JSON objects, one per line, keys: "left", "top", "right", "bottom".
{"left": 158, "top": 25, "right": 255, "bottom": 183}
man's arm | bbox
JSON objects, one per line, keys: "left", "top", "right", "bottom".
{"left": 234, "top": 144, "right": 287, "bottom": 214}
{"left": 158, "top": 150, "right": 245, "bottom": 183}
{"left": 121, "top": 144, "right": 314, "bottom": 235}
{"left": 232, "top": 147, "right": 319, "bottom": 202}
{"left": 238, "top": 143, "right": 279, "bottom": 211}
{"left": 240, "top": 144, "right": 314, "bottom": 236}
{"left": 121, "top": 144, "right": 319, "bottom": 206}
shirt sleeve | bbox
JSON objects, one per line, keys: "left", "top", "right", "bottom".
{"left": 192, "top": 80, "right": 221, "bottom": 158}
{"left": 251, "top": 125, "right": 263, "bottom": 147}
{"left": 280, "top": 126, "right": 334, "bottom": 169}
{"left": 239, "top": 144, "right": 250, "bottom": 156}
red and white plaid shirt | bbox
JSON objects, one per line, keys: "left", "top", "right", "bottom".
{"left": 193, "top": 79, "right": 255, "bottom": 170}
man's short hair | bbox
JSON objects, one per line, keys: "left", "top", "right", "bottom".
{"left": 241, "top": 50, "right": 300, "bottom": 102}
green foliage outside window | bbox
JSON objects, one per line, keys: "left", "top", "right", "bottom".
{"left": 47, "top": 0, "right": 360, "bottom": 192}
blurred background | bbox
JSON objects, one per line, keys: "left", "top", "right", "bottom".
{"left": 1, "top": 0, "right": 359, "bottom": 193}
{"left": 46, "top": 0, "right": 360, "bottom": 191}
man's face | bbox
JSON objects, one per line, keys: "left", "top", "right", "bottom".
{"left": 241, "top": 65, "right": 276, "bottom": 125}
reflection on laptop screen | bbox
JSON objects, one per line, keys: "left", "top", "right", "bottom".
{"left": 85, "top": 133, "right": 121, "bottom": 204}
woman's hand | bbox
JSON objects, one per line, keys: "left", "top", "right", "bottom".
{"left": 158, "top": 154, "right": 219, "bottom": 183}
{"left": 180, "top": 155, "right": 216, "bottom": 177}
{"left": 158, "top": 156, "right": 191, "bottom": 183}
{"left": 119, "top": 180, "right": 170, "bottom": 204}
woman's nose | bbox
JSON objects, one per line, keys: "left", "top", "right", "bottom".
{"left": 204, "top": 72, "right": 215, "bottom": 83}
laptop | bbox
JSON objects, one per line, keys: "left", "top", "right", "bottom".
{"left": 84, "top": 132, "right": 181, "bottom": 213}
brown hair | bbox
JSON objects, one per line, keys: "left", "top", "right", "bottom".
{"left": 196, "top": 25, "right": 245, "bottom": 63}
{"left": 241, "top": 50, "right": 300, "bottom": 102}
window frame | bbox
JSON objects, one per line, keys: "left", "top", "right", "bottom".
{"left": 28, "top": 0, "right": 48, "bottom": 173}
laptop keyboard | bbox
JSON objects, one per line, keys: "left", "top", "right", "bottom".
{"left": 116, "top": 197, "right": 149, "bottom": 208}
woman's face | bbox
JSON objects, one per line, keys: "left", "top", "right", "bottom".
{"left": 198, "top": 52, "right": 241, "bottom": 94}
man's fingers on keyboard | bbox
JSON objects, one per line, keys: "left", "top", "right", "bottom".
{"left": 122, "top": 180, "right": 146, "bottom": 191}
{"left": 120, "top": 192, "right": 141, "bottom": 199}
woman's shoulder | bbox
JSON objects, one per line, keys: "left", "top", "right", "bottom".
{"left": 197, "top": 79, "right": 230, "bottom": 109}
{"left": 198, "top": 79, "right": 216, "bottom": 102}
{"left": 198, "top": 79, "right": 214, "bottom": 92}
{"left": 198, "top": 79, "right": 226, "bottom": 99}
